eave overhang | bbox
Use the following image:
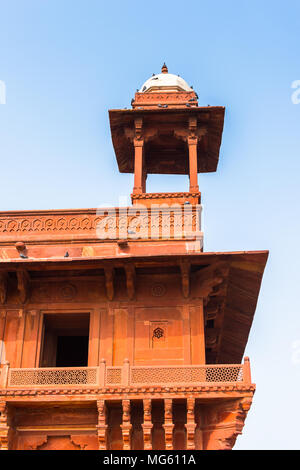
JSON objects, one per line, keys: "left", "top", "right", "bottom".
{"left": 0, "top": 250, "right": 268, "bottom": 365}
{"left": 109, "top": 106, "right": 225, "bottom": 175}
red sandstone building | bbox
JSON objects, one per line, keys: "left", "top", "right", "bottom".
{"left": 0, "top": 65, "right": 268, "bottom": 450}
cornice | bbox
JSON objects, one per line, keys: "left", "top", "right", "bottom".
{"left": 0, "top": 383, "right": 256, "bottom": 398}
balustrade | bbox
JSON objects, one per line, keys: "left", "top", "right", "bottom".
{"left": 3, "top": 358, "right": 250, "bottom": 389}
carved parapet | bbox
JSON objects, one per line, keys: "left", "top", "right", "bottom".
{"left": 0, "top": 206, "right": 202, "bottom": 246}
{"left": 132, "top": 91, "right": 198, "bottom": 108}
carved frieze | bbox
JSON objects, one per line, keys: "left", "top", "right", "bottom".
{"left": 0, "top": 207, "right": 200, "bottom": 242}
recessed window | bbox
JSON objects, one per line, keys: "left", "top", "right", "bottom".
{"left": 40, "top": 313, "right": 90, "bottom": 367}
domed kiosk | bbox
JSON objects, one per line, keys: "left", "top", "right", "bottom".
{"left": 109, "top": 64, "right": 225, "bottom": 205}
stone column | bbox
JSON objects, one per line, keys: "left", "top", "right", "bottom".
{"left": 133, "top": 138, "right": 145, "bottom": 194}
{"left": 188, "top": 136, "right": 199, "bottom": 192}
{"left": 163, "top": 398, "right": 174, "bottom": 450}
{"left": 96, "top": 400, "right": 107, "bottom": 450}
{"left": 185, "top": 398, "right": 196, "bottom": 449}
{"left": 0, "top": 401, "right": 9, "bottom": 450}
{"left": 121, "top": 399, "right": 132, "bottom": 450}
{"left": 142, "top": 399, "right": 153, "bottom": 450}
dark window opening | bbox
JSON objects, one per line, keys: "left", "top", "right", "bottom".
{"left": 40, "top": 313, "right": 90, "bottom": 368}
{"left": 56, "top": 336, "right": 89, "bottom": 367}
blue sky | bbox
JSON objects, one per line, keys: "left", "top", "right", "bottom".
{"left": 0, "top": 0, "right": 300, "bottom": 449}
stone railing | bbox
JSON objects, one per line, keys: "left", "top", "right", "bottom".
{"left": 7, "top": 366, "right": 98, "bottom": 387}
{"left": 0, "top": 206, "right": 202, "bottom": 243}
{"left": 0, "top": 358, "right": 252, "bottom": 389}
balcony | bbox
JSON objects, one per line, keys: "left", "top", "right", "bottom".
{"left": 0, "top": 358, "right": 252, "bottom": 391}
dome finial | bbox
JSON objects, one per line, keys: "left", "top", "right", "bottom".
{"left": 161, "top": 62, "right": 168, "bottom": 74}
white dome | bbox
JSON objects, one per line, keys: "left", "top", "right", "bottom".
{"left": 139, "top": 72, "right": 193, "bottom": 93}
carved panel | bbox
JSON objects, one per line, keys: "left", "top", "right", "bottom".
{"left": 151, "top": 283, "right": 166, "bottom": 297}
{"left": 59, "top": 283, "right": 77, "bottom": 301}
{"left": 9, "top": 367, "right": 98, "bottom": 387}
{"left": 150, "top": 321, "right": 168, "bottom": 349}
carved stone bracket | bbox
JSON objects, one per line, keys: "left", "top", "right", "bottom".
{"left": 204, "top": 300, "right": 219, "bottom": 322}
{"left": 205, "top": 327, "right": 221, "bottom": 349}
{"left": 173, "top": 119, "right": 207, "bottom": 143}
{"left": 188, "top": 116, "right": 198, "bottom": 140}
{"left": 196, "top": 262, "right": 228, "bottom": 304}
{"left": 180, "top": 260, "right": 190, "bottom": 299}
{"left": 17, "top": 270, "right": 30, "bottom": 304}
{"left": 0, "top": 273, "right": 8, "bottom": 305}
{"left": 124, "top": 118, "right": 158, "bottom": 144}
{"left": 134, "top": 117, "right": 143, "bottom": 141}
{"left": 125, "top": 263, "right": 135, "bottom": 300}
{"left": 25, "top": 436, "right": 48, "bottom": 450}
{"left": 104, "top": 266, "right": 114, "bottom": 301}
{"left": 203, "top": 397, "right": 253, "bottom": 450}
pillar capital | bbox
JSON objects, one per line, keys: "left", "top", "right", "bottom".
{"left": 133, "top": 137, "right": 144, "bottom": 147}
{"left": 187, "top": 136, "right": 198, "bottom": 145}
